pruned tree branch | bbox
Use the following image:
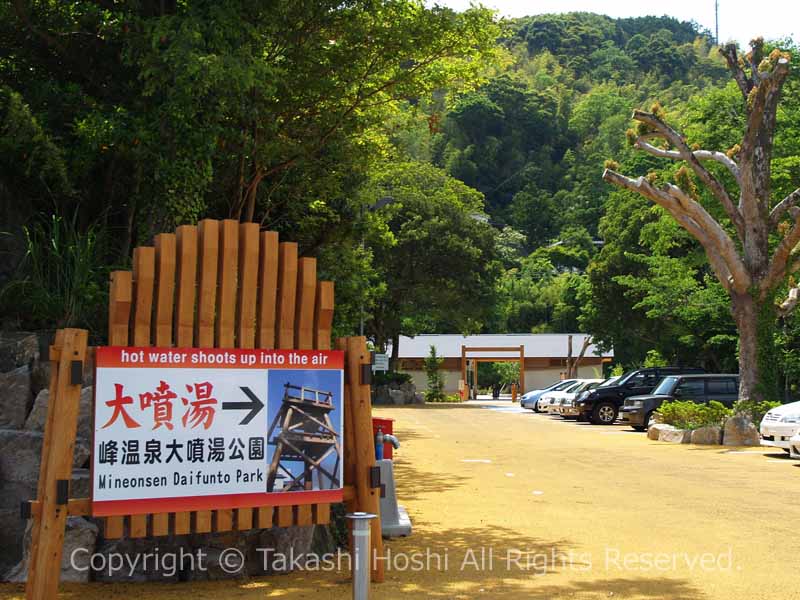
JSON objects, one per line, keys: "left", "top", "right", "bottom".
{"left": 742, "top": 57, "right": 790, "bottom": 151}
{"left": 634, "top": 139, "right": 741, "bottom": 182}
{"left": 778, "top": 257, "right": 800, "bottom": 315}
{"left": 602, "top": 169, "right": 750, "bottom": 293}
{"left": 779, "top": 286, "right": 800, "bottom": 315}
{"left": 566, "top": 335, "right": 592, "bottom": 378}
{"left": 746, "top": 38, "right": 766, "bottom": 85}
{"left": 765, "top": 213, "right": 800, "bottom": 290}
{"left": 770, "top": 188, "right": 800, "bottom": 228}
{"left": 631, "top": 110, "right": 745, "bottom": 241}
{"left": 720, "top": 43, "right": 754, "bottom": 100}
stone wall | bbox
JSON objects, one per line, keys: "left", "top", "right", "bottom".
{"left": 372, "top": 382, "right": 422, "bottom": 405}
{"left": 648, "top": 417, "right": 760, "bottom": 446}
{"left": 0, "top": 331, "right": 336, "bottom": 582}
{"left": 0, "top": 332, "right": 50, "bottom": 574}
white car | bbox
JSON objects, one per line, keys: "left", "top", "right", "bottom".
{"left": 521, "top": 379, "right": 579, "bottom": 411}
{"left": 541, "top": 380, "right": 596, "bottom": 414}
{"left": 790, "top": 433, "right": 800, "bottom": 459}
{"left": 556, "top": 379, "right": 605, "bottom": 417}
{"left": 759, "top": 400, "right": 800, "bottom": 455}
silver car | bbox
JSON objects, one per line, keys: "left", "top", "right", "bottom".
{"left": 541, "top": 380, "right": 598, "bottom": 414}
{"left": 555, "top": 380, "right": 604, "bottom": 417}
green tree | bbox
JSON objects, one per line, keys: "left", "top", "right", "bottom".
{"left": 1, "top": 0, "right": 501, "bottom": 332}
{"left": 477, "top": 361, "right": 519, "bottom": 389}
{"left": 604, "top": 40, "right": 800, "bottom": 402}
{"left": 362, "top": 162, "right": 501, "bottom": 361}
{"left": 424, "top": 345, "right": 445, "bottom": 402}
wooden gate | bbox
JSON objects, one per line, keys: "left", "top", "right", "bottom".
{"left": 23, "top": 219, "right": 384, "bottom": 599}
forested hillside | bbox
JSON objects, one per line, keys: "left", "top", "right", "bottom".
{"left": 2, "top": 4, "right": 800, "bottom": 383}
{"left": 430, "top": 12, "right": 748, "bottom": 368}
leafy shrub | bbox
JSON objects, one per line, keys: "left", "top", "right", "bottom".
{"left": 643, "top": 349, "right": 667, "bottom": 368}
{"left": 373, "top": 371, "right": 412, "bottom": 386}
{"left": 0, "top": 214, "right": 109, "bottom": 331}
{"left": 427, "top": 393, "right": 463, "bottom": 403}
{"left": 657, "top": 400, "right": 732, "bottom": 430}
{"left": 424, "top": 345, "right": 446, "bottom": 402}
{"left": 733, "top": 399, "right": 781, "bottom": 424}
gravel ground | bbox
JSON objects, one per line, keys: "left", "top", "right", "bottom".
{"left": 3, "top": 400, "right": 799, "bottom": 599}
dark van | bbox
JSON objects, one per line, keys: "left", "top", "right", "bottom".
{"left": 574, "top": 366, "right": 705, "bottom": 425}
{"left": 619, "top": 374, "right": 739, "bottom": 431}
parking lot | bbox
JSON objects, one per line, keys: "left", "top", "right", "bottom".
{"left": 5, "top": 399, "right": 797, "bottom": 600}
{"left": 379, "top": 400, "right": 800, "bottom": 599}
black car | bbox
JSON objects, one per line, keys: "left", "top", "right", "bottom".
{"left": 574, "top": 366, "right": 705, "bottom": 425}
{"left": 619, "top": 374, "right": 739, "bottom": 431}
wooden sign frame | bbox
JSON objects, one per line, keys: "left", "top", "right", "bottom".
{"left": 23, "top": 220, "right": 384, "bottom": 599}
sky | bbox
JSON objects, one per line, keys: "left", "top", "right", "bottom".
{"left": 432, "top": 1, "right": 799, "bottom": 47}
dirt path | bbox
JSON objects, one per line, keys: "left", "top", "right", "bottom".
{"left": 3, "top": 401, "right": 800, "bottom": 599}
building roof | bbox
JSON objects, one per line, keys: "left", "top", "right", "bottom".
{"left": 394, "top": 334, "right": 613, "bottom": 360}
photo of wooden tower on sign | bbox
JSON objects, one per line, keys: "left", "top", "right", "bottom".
{"left": 266, "top": 381, "right": 342, "bottom": 492}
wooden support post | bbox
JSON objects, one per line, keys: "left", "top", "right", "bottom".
{"left": 274, "top": 242, "right": 298, "bottom": 527}
{"left": 25, "top": 330, "right": 63, "bottom": 598}
{"left": 26, "top": 329, "right": 88, "bottom": 600}
{"left": 173, "top": 225, "right": 198, "bottom": 536}
{"left": 295, "top": 258, "right": 317, "bottom": 350}
{"left": 253, "top": 231, "right": 278, "bottom": 525}
{"left": 519, "top": 344, "right": 525, "bottom": 394}
{"left": 338, "top": 338, "right": 357, "bottom": 518}
{"left": 460, "top": 345, "right": 467, "bottom": 401}
{"left": 130, "top": 246, "right": 157, "bottom": 538}
{"left": 235, "top": 222, "right": 259, "bottom": 531}
{"left": 195, "top": 219, "right": 220, "bottom": 534}
{"left": 105, "top": 273, "right": 131, "bottom": 539}
{"left": 214, "top": 219, "right": 239, "bottom": 532}
{"left": 151, "top": 233, "right": 177, "bottom": 537}
{"left": 256, "top": 231, "right": 279, "bottom": 349}
{"left": 345, "top": 336, "right": 384, "bottom": 583}
{"left": 276, "top": 242, "right": 298, "bottom": 349}
{"left": 472, "top": 358, "right": 478, "bottom": 400}
{"left": 314, "top": 281, "right": 334, "bottom": 350}
{"left": 174, "top": 225, "right": 198, "bottom": 347}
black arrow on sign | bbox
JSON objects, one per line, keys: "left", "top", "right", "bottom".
{"left": 222, "top": 387, "right": 264, "bottom": 425}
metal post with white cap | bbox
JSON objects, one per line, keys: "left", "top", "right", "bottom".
{"left": 347, "top": 512, "right": 377, "bottom": 600}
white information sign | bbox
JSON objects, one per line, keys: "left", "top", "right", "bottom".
{"left": 92, "top": 346, "right": 344, "bottom": 516}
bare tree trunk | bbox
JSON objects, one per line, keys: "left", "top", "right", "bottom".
{"left": 390, "top": 332, "right": 400, "bottom": 372}
{"left": 572, "top": 336, "right": 592, "bottom": 378}
{"left": 732, "top": 293, "right": 760, "bottom": 403}
{"left": 732, "top": 292, "right": 778, "bottom": 403}
{"left": 566, "top": 335, "right": 573, "bottom": 378}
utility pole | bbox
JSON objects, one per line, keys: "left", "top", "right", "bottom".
{"left": 715, "top": 0, "right": 719, "bottom": 45}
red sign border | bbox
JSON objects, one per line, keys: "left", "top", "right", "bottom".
{"left": 91, "top": 346, "right": 345, "bottom": 517}
{"left": 93, "top": 489, "right": 344, "bottom": 517}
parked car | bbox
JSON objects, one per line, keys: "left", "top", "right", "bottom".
{"left": 573, "top": 366, "right": 706, "bottom": 425}
{"left": 521, "top": 379, "right": 579, "bottom": 412}
{"left": 539, "top": 380, "right": 587, "bottom": 414}
{"left": 563, "top": 376, "right": 621, "bottom": 418}
{"left": 789, "top": 430, "right": 800, "bottom": 458}
{"left": 555, "top": 379, "right": 604, "bottom": 417}
{"left": 760, "top": 400, "right": 800, "bottom": 455}
{"left": 620, "top": 374, "right": 739, "bottom": 431}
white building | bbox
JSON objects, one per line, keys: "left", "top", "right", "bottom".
{"left": 393, "top": 333, "right": 613, "bottom": 394}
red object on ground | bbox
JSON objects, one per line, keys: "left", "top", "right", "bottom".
{"left": 372, "top": 417, "right": 395, "bottom": 459}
